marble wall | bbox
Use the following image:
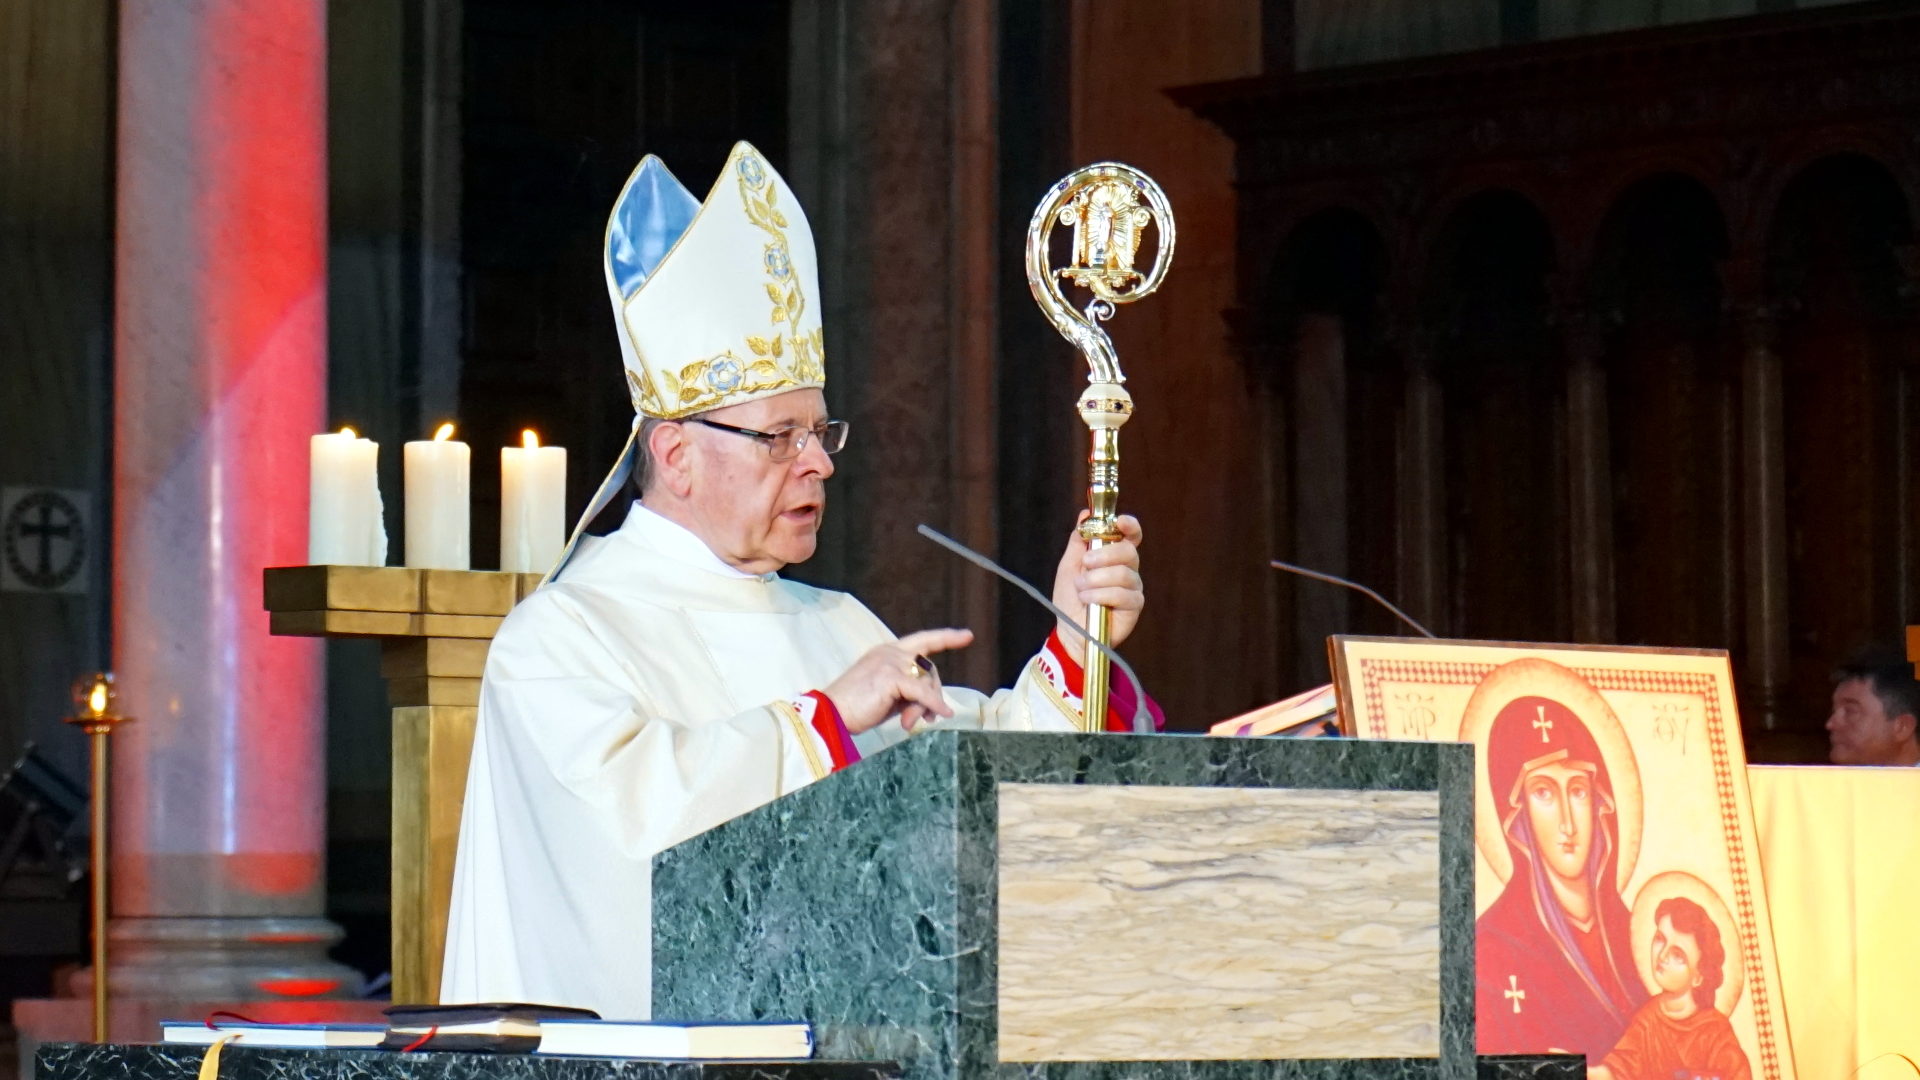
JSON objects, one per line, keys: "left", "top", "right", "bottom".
{"left": 36, "top": 1044, "right": 900, "bottom": 1080}
{"left": 652, "top": 731, "right": 1479, "bottom": 1080}
{"left": 997, "top": 783, "right": 1442, "bottom": 1061}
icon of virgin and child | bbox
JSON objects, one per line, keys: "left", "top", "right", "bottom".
{"left": 1466, "top": 660, "right": 1754, "bottom": 1078}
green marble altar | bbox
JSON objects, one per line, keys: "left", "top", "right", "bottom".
{"left": 651, "top": 731, "right": 1503, "bottom": 1080}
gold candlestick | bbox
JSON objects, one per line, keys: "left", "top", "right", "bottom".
{"left": 1025, "top": 165, "right": 1174, "bottom": 731}
{"left": 64, "top": 673, "right": 132, "bottom": 1042}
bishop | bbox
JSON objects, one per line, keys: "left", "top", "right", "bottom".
{"left": 442, "top": 142, "right": 1159, "bottom": 1018}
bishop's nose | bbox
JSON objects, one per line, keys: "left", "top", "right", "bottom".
{"left": 796, "top": 433, "right": 834, "bottom": 478}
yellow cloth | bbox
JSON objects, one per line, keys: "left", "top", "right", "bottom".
{"left": 1749, "top": 765, "right": 1920, "bottom": 1078}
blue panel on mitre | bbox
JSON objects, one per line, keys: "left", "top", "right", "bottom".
{"left": 606, "top": 157, "right": 700, "bottom": 299}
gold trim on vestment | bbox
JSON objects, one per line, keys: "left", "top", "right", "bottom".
{"left": 773, "top": 699, "right": 829, "bottom": 781}
{"left": 1028, "top": 656, "right": 1086, "bottom": 729}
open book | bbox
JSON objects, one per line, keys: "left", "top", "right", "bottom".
{"left": 160, "top": 1021, "right": 386, "bottom": 1049}
{"left": 535, "top": 1019, "right": 813, "bottom": 1060}
{"left": 380, "top": 1003, "right": 597, "bottom": 1052}
{"left": 1208, "top": 682, "right": 1340, "bottom": 738}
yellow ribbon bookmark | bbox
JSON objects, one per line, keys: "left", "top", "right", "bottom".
{"left": 196, "top": 1035, "right": 238, "bottom": 1080}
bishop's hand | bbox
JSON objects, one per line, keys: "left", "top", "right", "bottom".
{"left": 822, "top": 628, "right": 975, "bottom": 735}
{"left": 1052, "top": 513, "right": 1144, "bottom": 656}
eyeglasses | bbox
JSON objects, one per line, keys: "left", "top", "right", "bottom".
{"left": 686, "top": 417, "right": 851, "bottom": 461}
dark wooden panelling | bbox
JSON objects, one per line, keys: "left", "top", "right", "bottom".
{"left": 0, "top": 0, "right": 115, "bottom": 786}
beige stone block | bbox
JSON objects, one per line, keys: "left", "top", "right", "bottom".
{"left": 391, "top": 705, "right": 479, "bottom": 1007}
{"left": 996, "top": 783, "right": 1442, "bottom": 1062}
{"left": 268, "top": 609, "right": 413, "bottom": 638}
{"left": 412, "top": 612, "right": 505, "bottom": 639}
{"left": 262, "top": 565, "right": 421, "bottom": 613}
{"left": 380, "top": 637, "right": 491, "bottom": 679}
{"left": 421, "top": 569, "right": 517, "bottom": 616}
{"left": 385, "top": 676, "right": 481, "bottom": 708}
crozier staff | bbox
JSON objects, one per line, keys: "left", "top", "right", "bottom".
{"left": 442, "top": 142, "right": 1160, "bottom": 1018}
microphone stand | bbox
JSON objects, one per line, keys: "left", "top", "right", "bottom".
{"left": 1268, "top": 559, "right": 1437, "bottom": 639}
{"left": 918, "top": 525, "right": 1154, "bottom": 736}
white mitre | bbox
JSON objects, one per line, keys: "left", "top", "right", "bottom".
{"left": 549, "top": 141, "right": 827, "bottom": 580}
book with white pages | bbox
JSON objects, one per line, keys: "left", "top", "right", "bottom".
{"left": 1207, "top": 681, "right": 1340, "bottom": 738}
{"left": 535, "top": 1019, "right": 813, "bottom": 1060}
{"left": 160, "top": 1021, "right": 387, "bottom": 1049}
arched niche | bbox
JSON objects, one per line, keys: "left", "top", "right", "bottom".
{"left": 1765, "top": 152, "right": 1919, "bottom": 729}
{"left": 1422, "top": 190, "right": 1561, "bottom": 642}
{"left": 1590, "top": 173, "right": 1735, "bottom": 653}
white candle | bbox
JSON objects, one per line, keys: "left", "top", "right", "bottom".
{"left": 500, "top": 428, "right": 568, "bottom": 574}
{"left": 308, "top": 427, "right": 386, "bottom": 565}
{"left": 404, "top": 422, "right": 471, "bottom": 570}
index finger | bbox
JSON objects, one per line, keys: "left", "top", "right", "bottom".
{"left": 1115, "top": 514, "right": 1143, "bottom": 546}
{"left": 896, "top": 628, "right": 976, "bottom": 656}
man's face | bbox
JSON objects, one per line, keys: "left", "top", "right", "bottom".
{"left": 1522, "top": 761, "right": 1595, "bottom": 883}
{"left": 1650, "top": 914, "right": 1702, "bottom": 997}
{"left": 681, "top": 388, "right": 834, "bottom": 574}
{"left": 1826, "top": 678, "right": 1916, "bottom": 764}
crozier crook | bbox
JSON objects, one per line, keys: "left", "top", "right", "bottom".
{"left": 1024, "top": 163, "right": 1174, "bottom": 731}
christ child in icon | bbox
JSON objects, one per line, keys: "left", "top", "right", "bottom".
{"left": 1590, "top": 896, "right": 1751, "bottom": 1080}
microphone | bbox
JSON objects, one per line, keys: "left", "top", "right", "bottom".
{"left": 1268, "top": 559, "right": 1437, "bottom": 639}
{"left": 916, "top": 524, "right": 1154, "bottom": 736}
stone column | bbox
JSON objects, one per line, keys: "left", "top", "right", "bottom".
{"left": 1395, "top": 325, "right": 1445, "bottom": 633}
{"left": 1291, "top": 313, "right": 1350, "bottom": 675}
{"left": 1734, "top": 297, "right": 1789, "bottom": 732}
{"left": 112, "top": 0, "right": 355, "bottom": 997}
{"left": 788, "top": 0, "right": 1002, "bottom": 691}
{"left": 1562, "top": 306, "right": 1616, "bottom": 643}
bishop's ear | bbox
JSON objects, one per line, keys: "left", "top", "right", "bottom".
{"left": 644, "top": 419, "right": 698, "bottom": 499}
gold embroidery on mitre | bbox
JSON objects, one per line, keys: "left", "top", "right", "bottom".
{"left": 627, "top": 147, "right": 828, "bottom": 420}
{"left": 626, "top": 369, "right": 655, "bottom": 415}
{"left": 660, "top": 349, "right": 802, "bottom": 408}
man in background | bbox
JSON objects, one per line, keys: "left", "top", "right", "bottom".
{"left": 1826, "top": 646, "right": 1920, "bottom": 766}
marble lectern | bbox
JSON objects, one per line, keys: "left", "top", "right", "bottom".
{"left": 653, "top": 731, "right": 1521, "bottom": 1080}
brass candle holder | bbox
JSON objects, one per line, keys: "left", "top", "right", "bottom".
{"left": 64, "top": 672, "right": 132, "bottom": 1041}
{"left": 1025, "top": 164, "right": 1174, "bottom": 730}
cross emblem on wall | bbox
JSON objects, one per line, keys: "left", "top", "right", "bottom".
{"left": 1532, "top": 704, "right": 1553, "bottom": 743}
{"left": 1, "top": 488, "right": 89, "bottom": 594}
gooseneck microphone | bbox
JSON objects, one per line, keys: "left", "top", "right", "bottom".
{"left": 917, "top": 524, "right": 1154, "bottom": 736}
{"left": 1268, "top": 559, "right": 1437, "bottom": 639}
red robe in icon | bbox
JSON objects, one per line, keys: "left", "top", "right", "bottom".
{"left": 1596, "top": 999, "right": 1751, "bottom": 1080}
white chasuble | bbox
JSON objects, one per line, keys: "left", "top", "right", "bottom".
{"left": 441, "top": 505, "right": 1085, "bottom": 1018}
